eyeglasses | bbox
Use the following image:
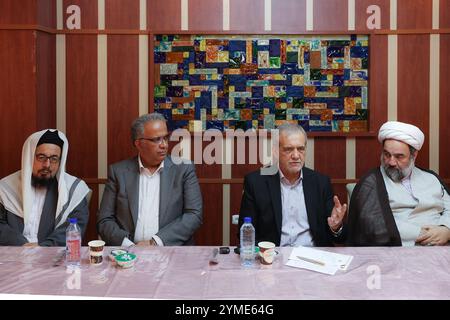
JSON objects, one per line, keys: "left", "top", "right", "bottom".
{"left": 35, "top": 154, "right": 60, "bottom": 164}
{"left": 281, "top": 146, "right": 306, "bottom": 155}
{"left": 137, "top": 134, "right": 170, "bottom": 145}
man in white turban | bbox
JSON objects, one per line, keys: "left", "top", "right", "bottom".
{"left": 0, "top": 130, "right": 90, "bottom": 246}
{"left": 347, "top": 121, "right": 450, "bottom": 246}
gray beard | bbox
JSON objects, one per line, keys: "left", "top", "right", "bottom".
{"left": 381, "top": 155, "right": 415, "bottom": 182}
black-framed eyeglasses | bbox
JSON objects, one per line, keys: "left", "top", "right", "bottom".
{"left": 137, "top": 134, "right": 170, "bottom": 145}
{"left": 35, "top": 154, "right": 61, "bottom": 164}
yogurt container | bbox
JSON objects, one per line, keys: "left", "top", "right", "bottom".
{"left": 109, "top": 249, "right": 128, "bottom": 264}
{"left": 115, "top": 253, "right": 137, "bottom": 269}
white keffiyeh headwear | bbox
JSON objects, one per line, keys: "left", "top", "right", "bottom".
{"left": 0, "top": 129, "right": 89, "bottom": 228}
{"left": 378, "top": 121, "right": 425, "bottom": 151}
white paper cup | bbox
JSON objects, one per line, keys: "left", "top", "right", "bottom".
{"left": 258, "top": 241, "right": 276, "bottom": 265}
{"left": 88, "top": 240, "right": 105, "bottom": 265}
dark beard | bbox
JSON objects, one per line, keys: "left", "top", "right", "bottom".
{"left": 31, "top": 175, "right": 56, "bottom": 188}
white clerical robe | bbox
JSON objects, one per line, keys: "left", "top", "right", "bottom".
{"left": 381, "top": 166, "right": 450, "bottom": 246}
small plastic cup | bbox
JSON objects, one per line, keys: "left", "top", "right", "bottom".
{"left": 88, "top": 240, "right": 105, "bottom": 265}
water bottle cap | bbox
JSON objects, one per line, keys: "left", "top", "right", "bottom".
{"left": 69, "top": 218, "right": 77, "bottom": 224}
{"left": 244, "top": 217, "right": 252, "bottom": 223}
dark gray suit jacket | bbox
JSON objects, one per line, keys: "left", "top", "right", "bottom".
{"left": 97, "top": 156, "right": 203, "bottom": 246}
{"left": 0, "top": 180, "right": 89, "bottom": 246}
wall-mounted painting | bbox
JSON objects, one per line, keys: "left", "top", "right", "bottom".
{"left": 153, "top": 34, "right": 368, "bottom": 133}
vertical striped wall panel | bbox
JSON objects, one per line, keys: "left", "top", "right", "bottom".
{"left": 314, "top": 0, "right": 348, "bottom": 31}
{"left": 398, "top": 0, "right": 432, "bottom": 29}
{"left": 189, "top": 0, "right": 223, "bottom": 31}
{"left": 36, "top": 32, "right": 56, "bottom": 130}
{"left": 36, "top": 0, "right": 55, "bottom": 131}
{"left": 63, "top": 0, "right": 98, "bottom": 29}
{"left": 106, "top": 35, "right": 139, "bottom": 165}
{"left": 37, "top": 0, "right": 56, "bottom": 28}
{"left": 314, "top": 137, "right": 347, "bottom": 202}
{"left": 198, "top": 184, "right": 223, "bottom": 244}
{"left": 0, "top": 0, "right": 56, "bottom": 177}
{"left": 314, "top": 138, "right": 347, "bottom": 180}
{"left": 65, "top": 36, "right": 98, "bottom": 174}
{"left": 397, "top": 35, "right": 430, "bottom": 168}
{"left": 355, "top": 0, "right": 390, "bottom": 30}
{"left": 0, "top": 31, "right": 39, "bottom": 176}
{"left": 440, "top": 1, "right": 450, "bottom": 177}
{"left": 230, "top": 0, "right": 264, "bottom": 31}
{"left": 397, "top": 1, "right": 432, "bottom": 168}
{"left": 356, "top": 35, "right": 388, "bottom": 177}
{"left": 106, "top": 0, "right": 140, "bottom": 29}
{"left": 230, "top": 141, "right": 266, "bottom": 246}
{"left": 65, "top": 41, "right": 98, "bottom": 177}
{"left": 441, "top": 0, "right": 450, "bottom": 29}
{"left": 0, "top": 1, "right": 37, "bottom": 24}
{"left": 440, "top": 35, "right": 450, "bottom": 177}
{"left": 193, "top": 140, "right": 223, "bottom": 245}
{"left": 271, "top": 0, "right": 307, "bottom": 32}
{"left": 148, "top": 0, "right": 181, "bottom": 31}
{"left": 63, "top": 0, "right": 99, "bottom": 243}
{"left": 105, "top": 1, "right": 140, "bottom": 165}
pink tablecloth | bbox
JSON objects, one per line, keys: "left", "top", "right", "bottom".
{"left": 0, "top": 246, "right": 448, "bottom": 299}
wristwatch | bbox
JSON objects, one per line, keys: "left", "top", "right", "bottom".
{"left": 330, "top": 225, "right": 343, "bottom": 237}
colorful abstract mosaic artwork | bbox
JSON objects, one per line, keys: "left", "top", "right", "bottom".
{"left": 153, "top": 35, "right": 369, "bottom": 132}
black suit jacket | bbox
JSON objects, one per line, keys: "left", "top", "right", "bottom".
{"left": 238, "top": 167, "right": 345, "bottom": 246}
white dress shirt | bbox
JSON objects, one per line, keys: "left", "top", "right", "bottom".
{"left": 121, "top": 156, "right": 164, "bottom": 247}
{"left": 279, "top": 170, "right": 314, "bottom": 247}
{"left": 23, "top": 187, "right": 47, "bottom": 243}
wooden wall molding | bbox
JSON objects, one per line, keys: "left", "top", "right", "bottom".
{"left": 1, "top": 25, "right": 450, "bottom": 35}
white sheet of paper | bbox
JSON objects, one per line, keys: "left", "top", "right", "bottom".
{"left": 286, "top": 246, "right": 353, "bottom": 274}
{"left": 285, "top": 258, "right": 339, "bottom": 275}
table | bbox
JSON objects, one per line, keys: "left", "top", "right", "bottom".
{"left": 0, "top": 246, "right": 448, "bottom": 299}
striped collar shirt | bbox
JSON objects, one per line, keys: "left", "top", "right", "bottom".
{"left": 279, "top": 169, "right": 314, "bottom": 247}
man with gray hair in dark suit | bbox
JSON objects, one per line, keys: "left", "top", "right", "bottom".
{"left": 97, "top": 113, "right": 203, "bottom": 247}
{"left": 238, "top": 123, "right": 347, "bottom": 247}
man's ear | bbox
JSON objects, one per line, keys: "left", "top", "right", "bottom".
{"left": 133, "top": 139, "right": 140, "bottom": 149}
{"left": 412, "top": 150, "right": 419, "bottom": 160}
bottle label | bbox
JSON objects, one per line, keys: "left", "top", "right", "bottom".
{"left": 67, "top": 239, "right": 81, "bottom": 261}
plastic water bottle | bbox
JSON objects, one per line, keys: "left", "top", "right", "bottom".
{"left": 240, "top": 217, "right": 255, "bottom": 267}
{"left": 66, "top": 218, "right": 81, "bottom": 266}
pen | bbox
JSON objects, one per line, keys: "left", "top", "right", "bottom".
{"left": 296, "top": 256, "right": 325, "bottom": 266}
{"left": 52, "top": 250, "right": 66, "bottom": 267}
